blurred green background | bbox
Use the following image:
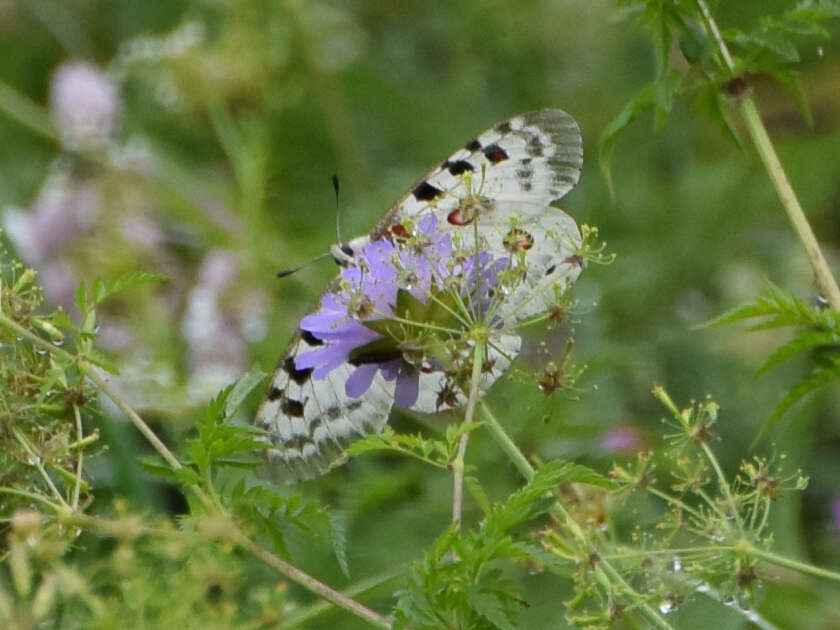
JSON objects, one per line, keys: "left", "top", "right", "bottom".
{"left": 1, "top": 0, "right": 840, "bottom": 627}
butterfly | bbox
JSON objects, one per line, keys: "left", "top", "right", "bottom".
{"left": 255, "top": 109, "right": 584, "bottom": 483}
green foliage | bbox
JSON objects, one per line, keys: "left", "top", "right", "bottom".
{"left": 394, "top": 461, "right": 615, "bottom": 629}
{"left": 346, "top": 423, "right": 479, "bottom": 470}
{"left": 705, "top": 284, "right": 840, "bottom": 436}
{"left": 602, "top": 0, "right": 840, "bottom": 182}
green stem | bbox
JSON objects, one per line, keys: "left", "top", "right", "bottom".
{"left": 738, "top": 97, "right": 840, "bottom": 309}
{"left": 72, "top": 404, "right": 83, "bottom": 511}
{"left": 695, "top": 0, "right": 840, "bottom": 309}
{"left": 479, "top": 401, "right": 535, "bottom": 482}
{"left": 280, "top": 564, "right": 407, "bottom": 629}
{"left": 452, "top": 340, "right": 486, "bottom": 529}
{"left": 230, "top": 529, "right": 392, "bottom": 629}
{"left": 12, "top": 428, "right": 71, "bottom": 510}
{"left": 475, "top": 403, "right": 674, "bottom": 628}
{"left": 749, "top": 546, "right": 840, "bottom": 584}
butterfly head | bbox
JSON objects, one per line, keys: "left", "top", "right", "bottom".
{"left": 329, "top": 235, "right": 371, "bottom": 267}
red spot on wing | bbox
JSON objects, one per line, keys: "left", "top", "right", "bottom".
{"left": 447, "top": 209, "right": 474, "bottom": 226}
{"left": 387, "top": 223, "right": 410, "bottom": 240}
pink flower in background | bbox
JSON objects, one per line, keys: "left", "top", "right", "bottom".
{"left": 50, "top": 60, "right": 121, "bottom": 148}
{"left": 599, "top": 426, "right": 642, "bottom": 454}
{"left": 3, "top": 174, "right": 99, "bottom": 265}
{"left": 181, "top": 250, "right": 247, "bottom": 400}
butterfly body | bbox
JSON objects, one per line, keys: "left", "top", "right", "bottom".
{"left": 256, "top": 109, "right": 584, "bottom": 483}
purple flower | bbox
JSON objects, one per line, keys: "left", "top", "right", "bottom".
{"left": 296, "top": 215, "right": 507, "bottom": 408}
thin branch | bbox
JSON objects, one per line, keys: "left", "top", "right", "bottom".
{"left": 452, "top": 340, "right": 485, "bottom": 529}
{"left": 72, "top": 404, "right": 84, "bottom": 510}
{"left": 479, "top": 401, "right": 535, "bottom": 482}
{"left": 230, "top": 529, "right": 392, "bottom": 629}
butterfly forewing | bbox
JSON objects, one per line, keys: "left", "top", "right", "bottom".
{"left": 255, "top": 109, "right": 583, "bottom": 483}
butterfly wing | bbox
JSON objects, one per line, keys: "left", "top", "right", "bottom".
{"left": 255, "top": 331, "right": 396, "bottom": 483}
{"left": 256, "top": 109, "right": 583, "bottom": 482}
{"left": 374, "top": 108, "right": 584, "bottom": 326}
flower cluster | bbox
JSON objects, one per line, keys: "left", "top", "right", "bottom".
{"left": 295, "top": 215, "right": 509, "bottom": 408}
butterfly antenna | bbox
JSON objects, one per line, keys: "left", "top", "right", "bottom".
{"left": 332, "top": 174, "right": 347, "bottom": 248}
{"left": 276, "top": 251, "right": 332, "bottom": 278}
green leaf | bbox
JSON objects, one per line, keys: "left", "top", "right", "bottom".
{"left": 346, "top": 426, "right": 452, "bottom": 469}
{"left": 482, "top": 459, "right": 617, "bottom": 538}
{"left": 756, "top": 357, "right": 840, "bottom": 443}
{"left": 757, "top": 329, "right": 840, "bottom": 376}
{"left": 465, "top": 475, "right": 492, "bottom": 517}
{"left": 85, "top": 348, "right": 120, "bottom": 374}
{"left": 465, "top": 589, "right": 517, "bottom": 630}
{"left": 91, "top": 271, "right": 170, "bottom": 307}
{"left": 600, "top": 82, "right": 656, "bottom": 195}
{"left": 330, "top": 514, "right": 350, "bottom": 578}
{"left": 223, "top": 365, "right": 267, "bottom": 420}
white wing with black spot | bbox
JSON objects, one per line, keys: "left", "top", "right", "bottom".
{"left": 255, "top": 332, "right": 395, "bottom": 483}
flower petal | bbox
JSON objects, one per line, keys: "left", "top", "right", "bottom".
{"left": 345, "top": 364, "right": 378, "bottom": 398}
{"left": 394, "top": 366, "right": 419, "bottom": 408}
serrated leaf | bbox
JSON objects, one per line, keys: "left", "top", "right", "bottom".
{"left": 465, "top": 589, "right": 517, "bottom": 630}
{"left": 223, "top": 365, "right": 267, "bottom": 420}
{"left": 85, "top": 348, "right": 119, "bottom": 374}
{"left": 757, "top": 329, "right": 840, "bottom": 375}
{"left": 346, "top": 427, "right": 450, "bottom": 468}
{"left": 755, "top": 357, "right": 840, "bottom": 444}
{"left": 74, "top": 281, "right": 87, "bottom": 314}
{"left": 92, "top": 271, "right": 170, "bottom": 306}
{"left": 138, "top": 456, "right": 181, "bottom": 481}
{"left": 465, "top": 475, "right": 492, "bottom": 517}
{"left": 330, "top": 513, "right": 350, "bottom": 578}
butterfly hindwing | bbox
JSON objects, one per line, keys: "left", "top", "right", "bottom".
{"left": 256, "top": 332, "right": 396, "bottom": 482}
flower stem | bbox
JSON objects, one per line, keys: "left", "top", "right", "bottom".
{"left": 749, "top": 546, "right": 840, "bottom": 584}
{"left": 452, "top": 340, "right": 485, "bottom": 529}
{"left": 229, "top": 529, "right": 392, "bottom": 629}
{"left": 479, "top": 401, "right": 535, "bottom": 482}
{"left": 696, "top": 0, "right": 840, "bottom": 309}
{"left": 737, "top": 97, "right": 840, "bottom": 309}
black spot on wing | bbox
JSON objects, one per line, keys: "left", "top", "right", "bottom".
{"left": 281, "top": 396, "right": 306, "bottom": 418}
{"left": 301, "top": 330, "right": 323, "bottom": 347}
{"left": 483, "top": 144, "right": 509, "bottom": 163}
{"left": 412, "top": 181, "right": 444, "bottom": 201}
{"left": 496, "top": 121, "right": 512, "bottom": 133}
{"left": 283, "top": 356, "right": 313, "bottom": 385}
{"left": 267, "top": 386, "right": 283, "bottom": 401}
{"left": 545, "top": 264, "right": 557, "bottom": 276}
{"left": 465, "top": 139, "right": 481, "bottom": 152}
{"left": 443, "top": 159, "right": 475, "bottom": 175}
